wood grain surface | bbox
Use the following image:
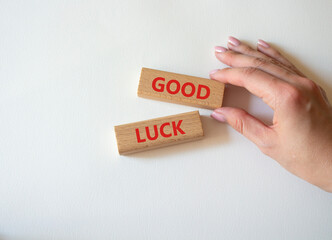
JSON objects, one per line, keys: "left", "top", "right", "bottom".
{"left": 114, "top": 111, "right": 204, "bottom": 155}
{"left": 138, "top": 67, "right": 225, "bottom": 109}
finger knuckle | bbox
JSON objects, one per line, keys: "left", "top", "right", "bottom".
{"left": 242, "top": 67, "right": 259, "bottom": 77}
{"left": 234, "top": 119, "right": 245, "bottom": 135}
{"left": 233, "top": 111, "right": 247, "bottom": 134}
{"left": 252, "top": 57, "right": 268, "bottom": 68}
{"left": 272, "top": 59, "right": 291, "bottom": 70}
{"left": 241, "top": 45, "right": 254, "bottom": 55}
{"left": 283, "top": 69, "right": 295, "bottom": 79}
{"left": 284, "top": 85, "right": 301, "bottom": 100}
{"left": 302, "top": 78, "right": 319, "bottom": 92}
{"left": 281, "top": 84, "right": 306, "bottom": 106}
{"left": 269, "top": 58, "right": 280, "bottom": 65}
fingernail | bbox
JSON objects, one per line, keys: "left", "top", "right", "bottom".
{"left": 257, "top": 39, "right": 270, "bottom": 48}
{"left": 228, "top": 36, "right": 241, "bottom": 46}
{"left": 209, "top": 69, "right": 219, "bottom": 75}
{"left": 211, "top": 109, "right": 227, "bottom": 122}
{"left": 215, "top": 46, "right": 228, "bottom": 53}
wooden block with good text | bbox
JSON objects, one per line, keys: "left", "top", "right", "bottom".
{"left": 138, "top": 67, "right": 225, "bottom": 109}
{"left": 114, "top": 111, "right": 203, "bottom": 155}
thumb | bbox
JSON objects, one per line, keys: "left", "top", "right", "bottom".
{"left": 211, "top": 107, "right": 275, "bottom": 150}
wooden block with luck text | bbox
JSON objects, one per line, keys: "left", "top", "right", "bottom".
{"left": 137, "top": 67, "right": 225, "bottom": 109}
{"left": 114, "top": 111, "right": 203, "bottom": 155}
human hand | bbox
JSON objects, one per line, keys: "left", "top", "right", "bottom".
{"left": 209, "top": 36, "right": 332, "bottom": 192}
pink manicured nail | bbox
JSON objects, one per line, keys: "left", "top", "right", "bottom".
{"left": 228, "top": 36, "right": 241, "bottom": 46}
{"left": 215, "top": 46, "right": 227, "bottom": 53}
{"left": 209, "top": 69, "right": 219, "bottom": 75}
{"left": 257, "top": 39, "right": 270, "bottom": 48}
{"left": 211, "top": 110, "right": 226, "bottom": 122}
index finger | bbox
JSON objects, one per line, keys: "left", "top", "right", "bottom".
{"left": 210, "top": 67, "right": 285, "bottom": 110}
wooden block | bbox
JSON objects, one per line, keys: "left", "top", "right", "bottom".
{"left": 138, "top": 67, "right": 225, "bottom": 109}
{"left": 114, "top": 111, "right": 203, "bottom": 155}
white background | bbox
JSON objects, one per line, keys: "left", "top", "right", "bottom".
{"left": 1, "top": 0, "right": 332, "bottom": 239}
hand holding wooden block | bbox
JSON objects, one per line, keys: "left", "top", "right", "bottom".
{"left": 138, "top": 67, "right": 225, "bottom": 109}
{"left": 114, "top": 111, "right": 203, "bottom": 155}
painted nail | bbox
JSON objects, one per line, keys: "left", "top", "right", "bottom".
{"left": 211, "top": 110, "right": 227, "bottom": 122}
{"left": 257, "top": 39, "right": 270, "bottom": 48}
{"left": 209, "top": 69, "right": 219, "bottom": 75}
{"left": 228, "top": 36, "right": 241, "bottom": 46}
{"left": 215, "top": 46, "right": 228, "bottom": 53}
